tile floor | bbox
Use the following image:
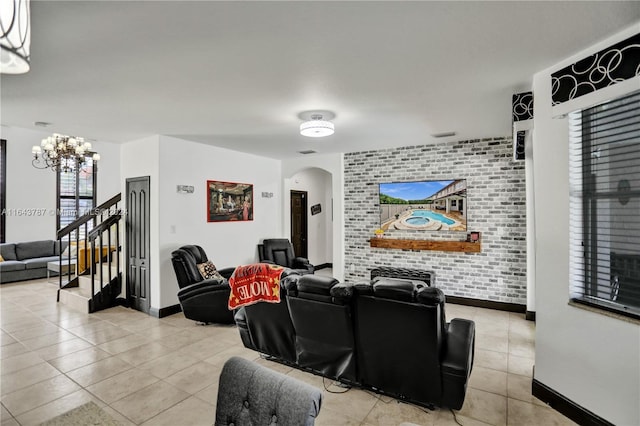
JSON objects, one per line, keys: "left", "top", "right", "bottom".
{"left": 0, "top": 278, "right": 575, "bottom": 426}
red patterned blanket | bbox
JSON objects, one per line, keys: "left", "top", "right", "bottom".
{"left": 228, "top": 263, "right": 285, "bottom": 309}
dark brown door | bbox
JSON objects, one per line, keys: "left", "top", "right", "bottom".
{"left": 126, "top": 176, "right": 150, "bottom": 314}
{"left": 291, "top": 190, "right": 308, "bottom": 258}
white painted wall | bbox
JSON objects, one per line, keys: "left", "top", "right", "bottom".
{"left": 290, "top": 168, "right": 333, "bottom": 266}
{"left": 157, "top": 136, "right": 282, "bottom": 309}
{"left": 1, "top": 126, "right": 121, "bottom": 243}
{"left": 532, "top": 25, "right": 640, "bottom": 426}
{"left": 282, "top": 153, "right": 344, "bottom": 281}
{"left": 120, "top": 136, "right": 161, "bottom": 311}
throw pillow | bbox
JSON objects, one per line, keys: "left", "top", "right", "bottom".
{"left": 0, "top": 254, "right": 4, "bottom": 262}
{"left": 197, "top": 261, "right": 225, "bottom": 281}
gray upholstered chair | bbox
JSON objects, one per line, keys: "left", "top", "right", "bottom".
{"left": 215, "top": 356, "right": 323, "bottom": 426}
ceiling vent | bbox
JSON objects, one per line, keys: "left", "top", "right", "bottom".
{"left": 431, "top": 131, "right": 457, "bottom": 138}
{"left": 298, "top": 150, "right": 317, "bottom": 155}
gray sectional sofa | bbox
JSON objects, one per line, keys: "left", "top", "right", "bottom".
{"left": 0, "top": 240, "right": 69, "bottom": 284}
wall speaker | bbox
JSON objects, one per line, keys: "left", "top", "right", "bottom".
{"left": 514, "top": 130, "right": 526, "bottom": 161}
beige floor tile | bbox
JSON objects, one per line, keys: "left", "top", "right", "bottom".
{"left": 434, "top": 408, "right": 493, "bottom": 426}
{"left": 507, "top": 354, "right": 534, "bottom": 377}
{"left": 0, "top": 334, "right": 17, "bottom": 347}
{"left": 457, "top": 388, "right": 507, "bottom": 426}
{"left": 65, "top": 356, "right": 132, "bottom": 387}
{"left": 363, "top": 397, "right": 434, "bottom": 425}
{"left": 475, "top": 333, "right": 509, "bottom": 353}
{"left": 1, "top": 416, "right": 19, "bottom": 426}
{"left": 203, "top": 344, "right": 260, "bottom": 366}
{"left": 1, "top": 375, "right": 80, "bottom": 416}
{"left": 164, "top": 361, "right": 223, "bottom": 394}
{"left": 6, "top": 323, "right": 61, "bottom": 342}
{"left": 469, "top": 366, "right": 508, "bottom": 396}
{"left": 315, "top": 407, "right": 362, "bottom": 426}
{"left": 141, "top": 395, "right": 215, "bottom": 426}
{"left": 0, "top": 362, "right": 61, "bottom": 396}
{"left": 506, "top": 374, "right": 546, "bottom": 407}
{"left": 1, "top": 402, "right": 11, "bottom": 419}
{"left": 100, "top": 405, "right": 137, "bottom": 426}
{"left": 110, "top": 380, "right": 190, "bottom": 425}
{"left": 0, "top": 318, "right": 49, "bottom": 334}
{"left": 322, "top": 388, "right": 379, "bottom": 423}
{"left": 473, "top": 320, "right": 509, "bottom": 339}
{"left": 508, "top": 337, "right": 535, "bottom": 358}
{"left": 476, "top": 309, "right": 510, "bottom": 321}
{"left": 136, "top": 324, "right": 182, "bottom": 340}
{"left": 138, "top": 351, "right": 200, "bottom": 379}
{"left": 87, "top": 367, "right": 160, "bottom": 404}
{"left": 66, "top": 320, "right": 116, "bottom": 338}
{"left": 120, "top": 316, "right": 164, "bottom": 332}
{"left": 34, "top": 337, "right": 93, "bottom": 361}
{"left": 474, "top": 349, "right": 508, "bottom": 372}
{"left": 96, "top": 332, "right": 152, "bottom": 355}
{"left": 14, "top": 389, "right": 102, "bottom": 426}
{"left": 194, "top": 382, "right": 219, "bottom": 407}
{"left": 507, "top": 397, "right": 576, "bottom": 425}
{"left": 0, "top": 351, "right": 44, "bottom": 375}
{"left": 79, "top": 326, "right": 132, "bottom": 345}
{"left": 154, "top": 328, "right": 208, "bottom": 350}
{"left": 285, "top": 366, "right": 325, "bottom": 388}
{"left": 48, "top": 346, "right": 112, "bottom": 373}
{"left": 19, "top": 330, "right": 77, "bottom": 350}
{"left": 177, "top": 336, "right": 232, "bottom": 361}
{"left": 116, "top": 341, "right": 174, "bottom": 366}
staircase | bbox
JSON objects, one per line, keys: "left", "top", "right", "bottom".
{"left": 54, "top": 194, "right": 124, "bottom": 313}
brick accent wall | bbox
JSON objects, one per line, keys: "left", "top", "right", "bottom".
{"left": 344, "top": 137, "right": 527, "bottom": 304}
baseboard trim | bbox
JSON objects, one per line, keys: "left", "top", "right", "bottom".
{"left": 314, "top": 263, "right": 333, "bottom": 271}
{"left": 150, "top": 304, "right": 182, "bottom": 318}
{"left": 526, "top": 310, "right": 536, "bottom": 321}
{"left": 445, "top": 295, "right": 526, "bottom": 313}
{"left": 532, "top": 379, "right": 614, "bottom": 426}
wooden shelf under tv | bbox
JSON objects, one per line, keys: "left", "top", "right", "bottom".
{"left": 369, "top": 237, "right": 481, "bottom": 253}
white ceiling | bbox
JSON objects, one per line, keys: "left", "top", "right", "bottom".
{"left": 2, "top": 1, "right": 639, "bottom": 159}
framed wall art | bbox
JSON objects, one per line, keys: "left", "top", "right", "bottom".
{"left": 207, "top": 180, "right": 253, "bottom": 222}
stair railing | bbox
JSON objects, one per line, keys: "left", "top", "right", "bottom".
{"left": 55, "top": 193, "right": 122, "bottom": 312}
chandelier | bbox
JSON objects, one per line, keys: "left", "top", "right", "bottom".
{"left": 32, "top": 134, "right": 100, "bottom": 173}
{"left": 0, "top": 0, "right": 31, "bottom": 74}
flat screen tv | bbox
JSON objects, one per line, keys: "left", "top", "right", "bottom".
{"left": 379, "top": 179, "right": 467, "bottom": 232}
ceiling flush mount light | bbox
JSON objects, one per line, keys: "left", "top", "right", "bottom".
{"left": 0, "top": 0, "right": 31, "bottom": 74}
{"left": 32, "top": 133, "right": 99, "bottom": 173}
{"left": 299, "top": 111, "right": 335, "bottom": 138}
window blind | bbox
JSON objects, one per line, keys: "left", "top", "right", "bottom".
{"left": 569, "top": 90, "right": 640, "bottom": 319}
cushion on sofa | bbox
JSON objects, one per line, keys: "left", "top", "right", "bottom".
{"left": 16, "top": 240, "right": 55, "bottom": 261}
{"left": 22, "top": 256, "right": 66, "bottom": 270}
{"left": 0, "top": 243, "right": 17, "bottom": 261}
{"left": 0, "top": 260, "right": 26, "bottom": 272}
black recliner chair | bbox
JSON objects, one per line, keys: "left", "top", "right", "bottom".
{"left": 258, "top": 239, "right": 314, "bottom": 275}
{"left": 286, "top": 275, "right": 357, "bottom": 384}
{"left": 234, "top": 269, "right": 302, "bottom": 363}
{"left": 353, "top": 277, "right": 475, "bottom": 409}
{"left": 171, "top": 245, "right": 235, "bottom": 324}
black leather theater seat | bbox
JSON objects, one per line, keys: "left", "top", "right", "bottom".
{"left": 287, "top": 275, "right": 357, "bottom": 384}
{"left": 235, "top": 269, "right": 475, "bottom": 410}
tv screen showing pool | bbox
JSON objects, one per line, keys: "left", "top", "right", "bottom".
{"left": 379, "top": 180, "right": 467, "bottom": 232}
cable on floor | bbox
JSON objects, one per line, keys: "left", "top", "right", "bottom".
{"left": 322, "top": 377, "right": 351, "bottom": 393}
